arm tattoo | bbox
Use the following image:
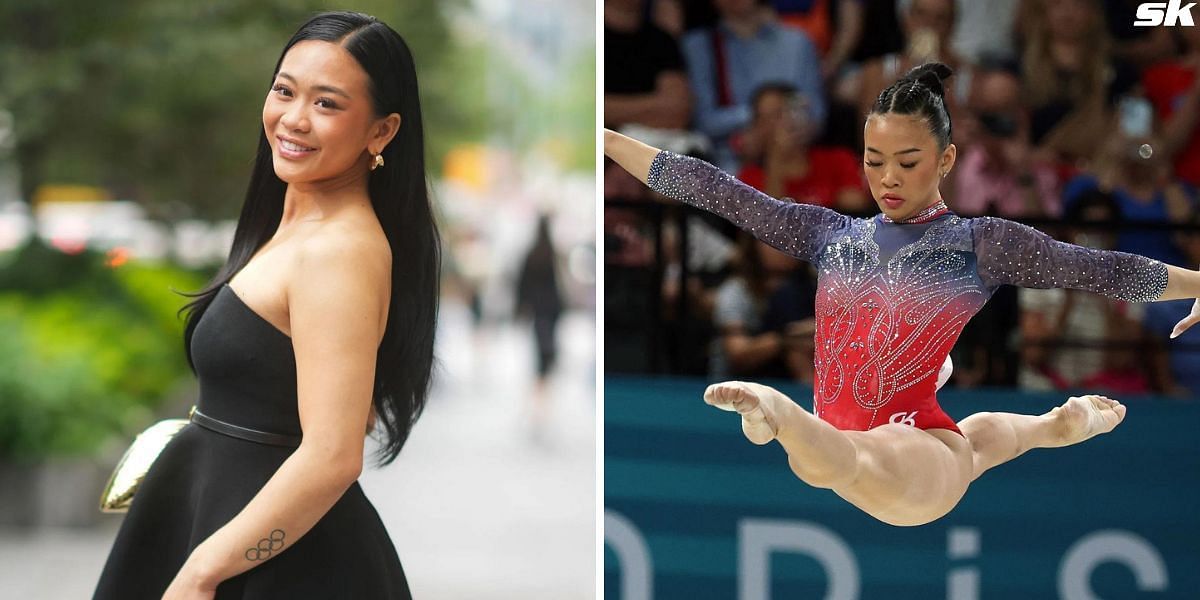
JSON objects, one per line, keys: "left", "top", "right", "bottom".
{"left": 245, "top": 529, "right": 286, "bottom": 561}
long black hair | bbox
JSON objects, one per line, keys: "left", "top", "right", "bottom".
{"left": 869, "top": 62, "right": 954, "bottom": 150}
{"left": 177, "top": 11, "right": 440, "bottom": 466}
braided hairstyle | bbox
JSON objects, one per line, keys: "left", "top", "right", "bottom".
{"left": 869, "top": 62, "right": 954, "bottom": 151}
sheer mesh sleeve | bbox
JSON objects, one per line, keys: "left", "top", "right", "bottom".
{"left": 646, "top": 150, "right": 851, "bottom": 263}
{"left": 971, "top": 216, "right": 1168, "bottom": 302}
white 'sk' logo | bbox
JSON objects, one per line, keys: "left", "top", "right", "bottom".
{"left": 1135, "top": 1, "right": 1198, "bottom": 26}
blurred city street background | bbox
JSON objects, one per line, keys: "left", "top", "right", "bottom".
{"left": 0, "top": 0, "right": 596, "bottom": 597}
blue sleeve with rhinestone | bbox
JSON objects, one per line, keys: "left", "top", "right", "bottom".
{"left": 971, "top": 217, "right": 1168, "bottom": 302}
{"left": 646, "top": 150, "right": 851, "bottom": 263}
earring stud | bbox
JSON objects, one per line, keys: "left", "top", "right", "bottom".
{"left": 370, "top": 153, "right": 385, "bottom": 171}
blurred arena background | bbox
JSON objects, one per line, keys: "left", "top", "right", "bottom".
{"left": 0, "top": 1, "right": 595, "bottom": 598}
{"left": 604, "top": 0, "right": 1200, "bottom": 598}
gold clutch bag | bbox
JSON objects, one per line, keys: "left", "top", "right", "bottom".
{"left": 98, "top": 409, "right": 192, "bottom": 513}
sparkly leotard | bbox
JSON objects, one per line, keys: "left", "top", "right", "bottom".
{"left": 647, "top": 151, "right": 1169, "bottom": 435}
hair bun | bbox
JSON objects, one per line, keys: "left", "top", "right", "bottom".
{"left": 902, "top": 62, "right": 954, "bottom": 98}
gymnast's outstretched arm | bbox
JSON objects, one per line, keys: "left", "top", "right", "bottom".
{"left": 604, "top": 128, "right": 851, "bottom": 264}
{"left": 971, "top": 216, "right": 1200, "bottom": 336}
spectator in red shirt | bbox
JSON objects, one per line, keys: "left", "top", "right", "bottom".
{"left": 1143, "top": 26, "right": 1200, "bottom": 189}
{"left": 737, "top": 82, "right": 870, "bottom": 211}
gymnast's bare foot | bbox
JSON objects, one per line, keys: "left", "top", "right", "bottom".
{"left": 1049, "top": 394, "right": 1126, "bottom": 447}
{"left": 703, "top": 381, "right": 790, "bottom": 445}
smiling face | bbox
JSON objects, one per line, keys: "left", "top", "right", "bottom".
{"left": 862, "top": 113, "right": 955, "bottom": 221}
{"left": 263, "top": 40, "right": 399, "bottom": 185}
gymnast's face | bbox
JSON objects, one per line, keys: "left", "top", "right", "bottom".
{"left": 862, "top": 113, "right": 955, "bottom": 221}
{"left": 263, "top": 40, "right": 399, "bottom": 186}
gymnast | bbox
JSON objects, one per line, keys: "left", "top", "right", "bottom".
{"left": 604, "top": 63, "right": 1200, "bottom": 526}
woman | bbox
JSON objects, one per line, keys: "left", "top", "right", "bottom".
{"left": 604, "top": 62, "right": 1200, "bottom": 527}
{"left": 1016, "top": 0, "right": 1138, "bottom": 165}
{"left": 93, "top": 11, "right": 437, "bottom": 598}
{"left": 516, "top": 215, "right": 564, "bottom": 439}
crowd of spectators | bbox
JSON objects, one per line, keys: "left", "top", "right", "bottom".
{"left": 605, "top": 0, "right": 1200, "bottom": 398}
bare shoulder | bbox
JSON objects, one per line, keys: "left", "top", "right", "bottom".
{"left": 287, "top": 218, "right": 392, "bottom": 340}
{"left": 297, "top": 219, "right": 392, "bottom": 288}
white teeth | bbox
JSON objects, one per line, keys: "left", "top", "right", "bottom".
{"left": 280, "top": 139, "right": 314, "bottom": 152}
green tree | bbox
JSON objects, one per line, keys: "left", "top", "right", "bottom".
{"left": 0, "top": 0, "right": 487, "bottom": 218}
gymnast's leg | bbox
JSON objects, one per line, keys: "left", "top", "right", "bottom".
{"left": 704, "top": 382, "right": 1125, "bottom": 526}
{"left": 705, "top": 381, "right": 974, "bottom": 526}
{"left": 957, "top": 395, "right": 1126, "bottom": 481}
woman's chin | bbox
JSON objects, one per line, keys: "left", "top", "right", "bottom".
{"left": 875, "top": 204, "right": 903, "bottom": 220}
{"left": 272, "top": 163, "right": 312, "bottom": 184}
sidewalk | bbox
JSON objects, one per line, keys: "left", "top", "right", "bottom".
{"left": 0, "top": 299, "right": 596, "bottom": 599}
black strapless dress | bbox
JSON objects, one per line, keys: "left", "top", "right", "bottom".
{"left": 93, "top": 283, "right": 410, "bottom": 599}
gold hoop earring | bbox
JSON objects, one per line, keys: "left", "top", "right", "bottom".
{"left": 370, "top": 153, "right": 385, "bottom": 171}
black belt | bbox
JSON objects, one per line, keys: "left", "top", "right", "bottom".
{"left": 189, "top": 406, "right": 303, "bottom": 448}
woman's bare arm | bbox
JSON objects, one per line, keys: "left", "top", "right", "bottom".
{"left": 1161, "top": 264, "right": 1200, "bottom": 302}
{"left": 604, "top": 128, "right": 661, "bottom": 184}
{"left": 173, "top": 234, "right": 390, "bottom": 589}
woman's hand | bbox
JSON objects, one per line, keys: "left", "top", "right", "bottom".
{"left": 161, "top": 554, "right": 220, "bottom": 600}
{"left": 1170, "top": 298, "right": 1200, "bottom": 338}
{"left": 161, "top": 574, "right": 217, "bottom": 600}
